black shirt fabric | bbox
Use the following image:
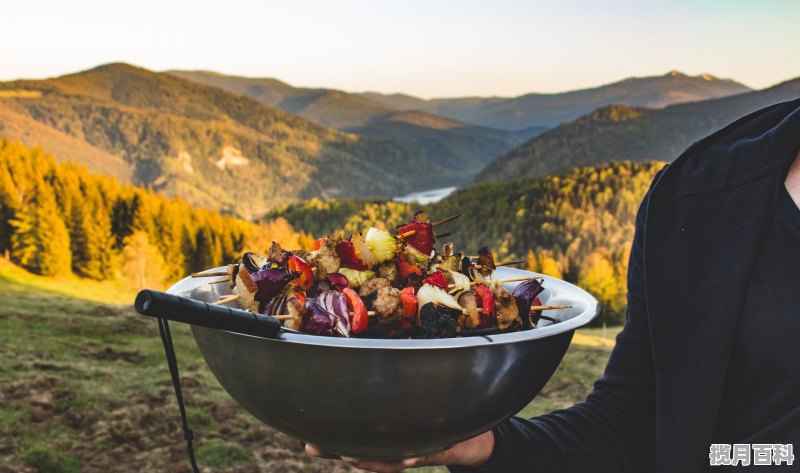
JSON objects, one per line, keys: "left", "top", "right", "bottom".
{"left": 712, "top": 184, "right": 800, "bottom": 445}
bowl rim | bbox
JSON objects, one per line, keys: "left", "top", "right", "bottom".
{"left": 170, "top": 266, "right": 602, "bottom": 350}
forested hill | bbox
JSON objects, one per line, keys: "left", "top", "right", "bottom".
{"left": 168, "top": 70, "right": 544, "bottom": 181}
{"left": 0, "top": 63, "right": 452, "bottom": 219}
{"left": 269, "top": 161, "right": 666, "bottom": 323}
{"left": 0, "top": 139, "right": 310, "bottom": 286}
{"left": 476, "top": 77, "right": 800, "bottom": 183}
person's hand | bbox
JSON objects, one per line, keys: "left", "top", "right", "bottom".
{"left": 305, "top": 430, "right": 494, "bottom": 473}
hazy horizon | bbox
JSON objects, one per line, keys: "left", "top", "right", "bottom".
{"left": 3, "top": 0, "right": 799, "bottom": 98}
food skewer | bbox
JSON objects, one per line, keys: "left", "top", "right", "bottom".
{"left": 447, "top": 276, "right": 539, "bottom": 289}
{"left": 431, "top": 213, "right": 462, "bottom": 227}
{"left": 208, "top": 278, "right": 231, "bottom": 284}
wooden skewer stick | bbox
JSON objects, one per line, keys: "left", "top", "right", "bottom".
{"left": 530, "top": 305, "right": 572, "bottom": 311}
{"left": 431, "top": 213, "right": 462, "bottom": 227}
{"left": 397, "top": 229, "right": 416, "bottom": 239}
{"left": 208, "top": 278, "right": 231, "bottom": 284}
{"left": 474, "top": 261, "right": 524, "bottom": 269}
{"left": 212, "top": 294, "right": 241, "bottom": 305}
{"left": 447, "top": 276, "right": 536, "bottom": 289}
{"left": 191, "top": 271, "right": 230, "bottom": 278}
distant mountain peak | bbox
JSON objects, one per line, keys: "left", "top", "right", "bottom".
{"left": 668, "top": 70, "right": 687, "bottom": 78}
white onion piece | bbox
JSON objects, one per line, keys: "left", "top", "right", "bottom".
{"left": 447, "top": 270, "right": 471, "bottom": 295}
{"left": 416, "top": 283, "right": 463, "bottom": 316}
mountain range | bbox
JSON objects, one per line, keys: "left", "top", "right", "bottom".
{"left": 167, "top": 70, "right": 546, "bottom": 179}
{"left": 359, "top": 71, "right": 751, "bottom": 129}
{"left": 168, "top": 70, "right": 752, "bottom": 177}
{"left": 0, "top": 63, "right": 456, "bottom": 218}
{"left": 476, "top": 77, "right": 800, "bottom": 183}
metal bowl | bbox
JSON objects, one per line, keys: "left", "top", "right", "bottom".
{"left": 167, "top": 267, "right": 601, "bottom": 459}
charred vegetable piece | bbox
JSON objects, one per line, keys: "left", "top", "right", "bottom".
{"left": 418, "top": 303, "right": 458, "bottom": 339}
{"left": 284, "top": 295, "right": 306, "bottom": 331}
{"left": 233, "top": 270, "right": 258, "bottom": 311}
{"left": 404, "top": 243, "right": 431, "bottom": 267}
{"left": 460, "top": 255, "right": 473, "bottom": 278}
{"left": 477, "top": 246, "right": 496, "bottom": 276}
{"left": 447, "top": 270, "right": 471, "bottom": 295}
{"left": 338, "top": 268, "right": 376, "bottom": 289}
{"left": 397, "top": 253, "right": 423, "bottom": 279}
{"left": 342, "top": 287, "right": 368, "bottom": 334}
{"left": 512, "top": 278, "right": 545, "bottom": 329}
{"left": 473, "top": 283, "right": 496, "bottom": 328}
{"left": 423, "top": 270, "right": 448, "bottom": 290}
{"left": 287, "top": 255, "right": 314, "bottom": 290}
{"left": 397, "top": 221, "right": 434, "bottom": 255}
{"left": 311, "top": 237, "right": 327, "bottom": 251}
{"left": 458, "top": 291, "right": 481, "bottom": 330}
{"left": 268, "top": 241, "right": 291, "bottom": 265}
{"left": 302, "top": 291, "right": 350, "bottom": 337}
{"left": 492, "top": 282, "right": 520, "bottom": 331}
{"left": 336, "top": 240, "right": 370, "bottom": 270}
{"left": 416, "top": 284, "right": 463, "bottom": 321}
{"left": 251, "top": 267, "right": 299, "bottom": 310}
{"left": 326, "top": 272, "right": 350, "bottom": 291}
{"left": 400, "top": 287, "right": 418, "bottom": 319}
{"left": 241, "top": 252, "right": 268, "bottom": 273}
{"left": 413, "top": 209, "right": 430, "bottom": 223}
{"left": 365, "top": 227, "right": 402, "bottom": 263}
{"left": 351, "top": 232, "right": 378, "bottom": 267}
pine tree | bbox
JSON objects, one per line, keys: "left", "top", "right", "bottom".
{"left": 10, "top": 185, "right": 72, "bottom": 276}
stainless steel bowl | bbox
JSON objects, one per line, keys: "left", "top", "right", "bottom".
{"left": 167, "top": 267, "right": 601, "bottom": 459}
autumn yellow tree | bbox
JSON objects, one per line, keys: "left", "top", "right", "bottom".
{"left": 121, "top": 231, "right": 166, "bottom": 290}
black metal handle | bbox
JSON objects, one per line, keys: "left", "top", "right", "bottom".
{"left": 134, "top": 289, "right": 282, "bottom": 339}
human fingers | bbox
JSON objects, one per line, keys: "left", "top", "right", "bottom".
{"left": 340, "top": 458, "right": 407, "bottom": 473}
{"left": 304, "top": 443, "right": 340, "bottom": 459}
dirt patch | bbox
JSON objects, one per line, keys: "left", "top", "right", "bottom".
{"left": 81, "top": 346, "right": 144, "bottom": 364}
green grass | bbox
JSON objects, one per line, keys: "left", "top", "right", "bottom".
{"left": 197, "top": 441, "right": 252, "bottom": 469}
{"left": 0, "top": 261, "right": 615, "bottom": 472}
{"left": 21, "top": 447, "right": 80, "bottom": 473}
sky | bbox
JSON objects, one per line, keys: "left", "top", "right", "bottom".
{"left": 2, "top": 0, "right": 799, "bottom": 98}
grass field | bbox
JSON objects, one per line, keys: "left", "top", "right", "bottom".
{"left": 0, "top": 261, "right": 619, "bottom": 472}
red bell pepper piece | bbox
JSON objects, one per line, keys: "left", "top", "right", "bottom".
{"left": 336, "top": 240, "right": 369, "bottom": 270}
{"left": 473, "top": 284, "right": 496, "bottom": 328}
{"left": 400, "top": 287, "right": 418, "bottom": 318}
{"left": 287, "top": 255, "right": 314, "bottom": 290}
{"left": 397, "top": 253, "right": 423, "bottom": 279}
{"left": 343, "top": 287, "right": 368, "bottom": 334}
{"left": 311, "top": 237, "right": 327, "bottom": 251}
{"left": 423, "top": 270, "right": 448, "bottom": 290}
{"left": 397, "top": 221, "right": 434, "bottom": 255}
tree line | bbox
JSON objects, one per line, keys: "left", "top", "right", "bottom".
{"left": 0, "top": 139, "right": 310, "bottom": 289}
